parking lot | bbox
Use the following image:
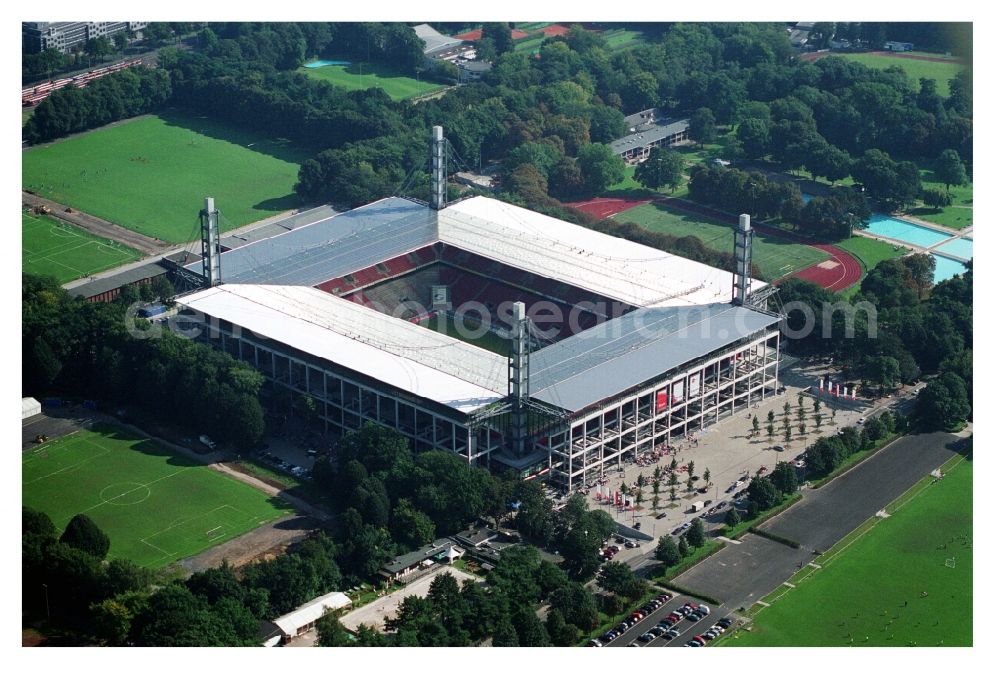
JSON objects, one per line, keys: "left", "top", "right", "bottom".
{"left": 596, "top": 592, "right": 732, "bottom": 648}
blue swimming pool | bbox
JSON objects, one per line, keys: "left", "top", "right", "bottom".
{"left": 932, "top": 254, "right": 968, "bottom": 284}
{"left": 304, "top": 60, "right": 352, "bottom": 68}
{"left": 863, "top": 214, "right": 951, "bottom": 248}
{"left": 934, "top": 237, "right": 973, "bottom": 261}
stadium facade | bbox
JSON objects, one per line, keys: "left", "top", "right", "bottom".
{"left": 177, "top": 129, "right": 782, "bottom": 491}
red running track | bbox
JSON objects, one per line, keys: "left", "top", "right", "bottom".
{"left": 566, "top": 196, "right": 863, "bottom": 292}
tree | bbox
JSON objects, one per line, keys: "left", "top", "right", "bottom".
{"left": 784, "top": 426, "right": 793, "bottom": 443}
{"left": 483, "top": 23, "right": 514, "bottom": 56}
{"left": 783, "top": 402, "right": 792, "bottom": 419}
{"left": 597, "top": 561, "right": 639, "bottom": 597}
{"left": 933, "top": 149, "right": 968, "bottom": 197}
{"left": 751, "top": 415, "right": 760, "bottom": 435}
{"left": 549, "top": 581, "right": 599, "bottom": 631}
{"left": 669, "top": 485, "right": 678, "bottom": 504}
{"left": 737, "top": 118, "right": 771, "bottom": 160}
{"left": 686, "top": 476, "right": 695, "bottom": 492}
{"left": 113, "top": 31, "right": 129, "bottom": 53}
{"left": 390, "top": 500, "right": 436, "bottom": 550}
{"left": 702, "top": 468, "right": 711, "bottom": 484}
{"left": 917, "top": 372, "right": 970, "bottom": 429}
{"left": 725, "top": 508, "right": 742, "bottom": 528}
{"left": 60, "top": 513, "right": 110, "bottom": 559}
{"left": 316, "top": 612, "right": 353, "bottom": 646}
{"left": 687, "top": 461, "right": 695, "bottom": 479}
{"left": 23, "top": 506, "right": 56, "bottom": 538}
{"left": 767, "top": 423, "right": 775, "bottom": 440}
{"left": 634, "top": 148, "right": 686, "bottom": 193}
{"left": 923, "top": 186, "right": 952, "bottom": 210}
{"left": 635, "top": 489, "right": 644, "bottom": 508}
{"left": 576, "top": 143, "right": 626, "bottom": 195}
{"left": 814, "top": 412, "right": 824, "bottom": 430}
{"left": 512, "top": 606, "right": 550, "bottom": 646}
{"left": 492, "top": 616, "right": 519, "bottom": 647}
{"left": 655, "top": 535, "right": 682, "bottom": 566}
{"left": 689, "top": 107, "right": 717, "bottom": 148}
{"left": 748, "top": 475, "right": 781, "bottom": 510}
{"left": 798, "top": 422, "right": 807, "bottom": 436}
{"left": 651, "top": 495, "right": 661, "bottom": 512}
{"left": 771, "top": 462, "right": 798, "bottom": 495}
{"left": 678, "top": 535, "right": 690, "bottom": 558}
{"left": 685, "top": 518, "right": 706, "bottom": 549}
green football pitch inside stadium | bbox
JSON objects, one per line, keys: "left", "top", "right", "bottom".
{"left": 22, "top": 424, "right": 293, "bottom": 569}
{"left": 723, "top": 454, "right": 972, "bottom": 647}
{"left": 298, "top": 62, "right": 446, "bottom": 101}
{"left": 22, "top": 211, "right": 143, "bottom": 283}
{"left": 614, "top": 202, "right": 830, "bottom": 282}
{"left": 22, "top": 110, "right": 309, "bottom": 244}
{"left": 418, "top": 314, "right": 510, "bottom": 356}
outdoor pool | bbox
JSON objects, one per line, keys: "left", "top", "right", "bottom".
{"left": 932, "top": 254, "right": 967, "bottom": 284}
{"left": 304, "top": 60, "right": 352, "bottom": 68}
{"left": 863, "top": 214, "right": 951, "bottom": 248}
{"left": 934, "top": 237, "right": 973, "bottom": 261}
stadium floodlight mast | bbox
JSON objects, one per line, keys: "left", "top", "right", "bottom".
{"left": 200, "top": 196, "right": 222, "bottom": 287}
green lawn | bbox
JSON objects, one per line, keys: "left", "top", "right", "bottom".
{"left": 828, "top": 53, "right": 967, "bottom": 95}
{"left": 22, "top": 424, "right": 292, "bottom": 569}
{"left": 418, "top": 313, "right": 510, "bottom": 356}
{"left": 299, "top": 61, "right": 445, "bottom": 101}
{"left": 835, "top": 236, "right": 907, "bottom": 274}
{"left": 724, "top": 455, "right": 972, "bottom": 647}
{"left": 602, "top": 28, "right": 646, "bottom": 51}
{"left": 22, "top": 110, "right": 309, "bottom": 243}
{"left": 514, "top": 35, "right": 547, "bottom": 55}
{"left": 614, "top": 202, "right": 830, "bottom": 281}
{"left": 22, "top": 211, "right": 143, "bottom": 283}
{"left": 904, "top": 169, "right": 973, "bottom": 230}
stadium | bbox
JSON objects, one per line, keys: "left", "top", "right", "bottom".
{"left": 177, "top": 128, "right": 783, "bottom": 491}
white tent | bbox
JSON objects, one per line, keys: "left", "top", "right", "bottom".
{"left": 22, "top": 397, "right": 41, "bottom": 419}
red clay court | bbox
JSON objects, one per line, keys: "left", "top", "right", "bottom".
{"left": 567, "top": 196, "right": 863, "bottom": 292}
{"left": 540, "top": 25, "right": 571, "bottom": 37}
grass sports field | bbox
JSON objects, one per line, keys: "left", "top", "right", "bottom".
{"left": 836, "top": 235, "right": 907, "bottom": 274}
{"left": 615, "top": 202, "right": 829, "bottom": 281}
{"left": 828, "top": 53, "right": 967, "bottom": 95}
{"left": 22, "top": 424, "right": 292, "bottom": 569}
{"left": 23, "top": 211, "right": 142, "bottom": 283}
{"left": 724, "top": 454, "right": 972, "bottom": 647}
{"left": 299, "top": 62, "right": 445, "bottom": 101}
{"left": 22, "top": 110, "right": 309, "bottom": 244}
{"left": 418, "top": 313, "right": 510, "bottom": 356}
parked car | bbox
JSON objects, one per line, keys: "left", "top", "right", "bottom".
{"left": 588, "top": 638, "right": 603, "bottom": 647}
{"left": 639, "top": 632, "right": 655, "bottom": 642}
{"left": 665, "top": 628, "right": 680, "bottom": 639}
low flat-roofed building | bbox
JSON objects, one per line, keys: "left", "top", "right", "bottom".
{"left": 610, "top": 109, "right": 690, "bottom": 164}
{"left": 271, "top": 591, "right": 352, "bottom": 643}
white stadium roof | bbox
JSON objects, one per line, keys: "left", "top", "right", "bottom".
{"left": 179, "top": 284, "right": 508, "bottom": 413}
{"left": 438, "top": 197, "right": 765, "bottom": 308}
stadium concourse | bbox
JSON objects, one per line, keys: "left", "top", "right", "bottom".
{"left": 178, "top": 193, "right": 782, "bottom": 491}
